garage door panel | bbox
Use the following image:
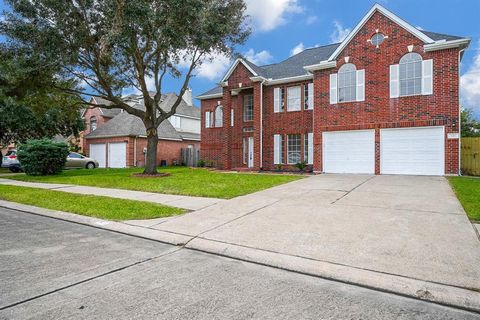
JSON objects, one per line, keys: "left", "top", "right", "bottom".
{"left": 108, "top": 142, "right": 127, "bottom": 168}
{"left": 323, "top": 130, "right": 375, "bottom": 174}
{"left": 89, "top": 144, "right": 106, "bottom": 168}
{"left": 380, "top": 127, "right": 444, "bottom": 176}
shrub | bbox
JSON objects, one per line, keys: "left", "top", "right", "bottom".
{"left": 17, "top": 139, "right": 69, "bottom": 176}
{"left": 275, "top": 164, "right": 283, "bottom": 171}
{"left": 295, "top": 161, "right": 308, "bottom": 172}
{"left": 197, "top": 159, "right": 206, "bottom": 167}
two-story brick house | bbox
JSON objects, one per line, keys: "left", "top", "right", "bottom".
{"left": 197, "top": 4, "right": 470, "bottom": 175}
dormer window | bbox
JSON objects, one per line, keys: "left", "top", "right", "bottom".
{"left": 90, "top": 116, "right": 97, "bottom": 131}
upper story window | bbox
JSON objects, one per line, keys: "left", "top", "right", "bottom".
{"left": 287, "top": 86, "right": 301, "bottom": 111}
{"left": 399, "top": 52, "right": 422, "bottom": 97}
{"left": 90, "top": 116, "right": 97, "bottom": 131}
{"left": 338, "top": 63, "right": 357, "bottom": 103}
{"left": 214, "top": 106, "right": 223, "bottom": 127}
{"left": 243, "top": 94, "right": 254, "bottom": 121}
{"left": 371, "top": 33, "right": 385, "bottom": 47}
{"left": 304, "top": 83, "right": 314, "bottom": 110}
{"left": 273, "top": 87, "right": 285, "bottom": 112}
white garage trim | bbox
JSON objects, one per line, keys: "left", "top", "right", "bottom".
{"left": 380, "top": 126, "right": 445, "bottom": 176}
{"left": 322, "top": 130, "right": 375, "bottom": 174}
{"left": 108, "top": 142, "right": 127, "bottom": 168}
{"left": 89, "top": 144, "right": 106, "bottom": 168}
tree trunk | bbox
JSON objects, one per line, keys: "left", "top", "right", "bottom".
{"left": 143, "top": 127, "right": 158, "bottom": 175}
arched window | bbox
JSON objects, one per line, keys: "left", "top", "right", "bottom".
{"left": 90, "top": 116, "right": 97, "bottom": 131}
{"left": 399, "top": 52, "right": 422, "bottom": 96}
{"left": 215, "top": 106, "right": 223, "bottom": 127}
{"left": 338, "top": 63, "right": 357, "bottom": 102}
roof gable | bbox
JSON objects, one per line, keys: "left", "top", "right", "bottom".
{"left": 327, "top": 4, "right": 434, "bottom": 61}
{"left": 221, "top": 58, "right": 260, "bottom": 82}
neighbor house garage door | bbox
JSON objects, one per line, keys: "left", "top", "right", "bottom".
{"left": 108, "top": 142, "right": 127, "bottom": 168}
{"left": 322, "top": 130, "right": 375, "bottom": 174}
{"left": 380, "top": 126, "right": 445, "bottom": 175}
{"left": 89, "top": 144, "right": 106, "bottom": 168}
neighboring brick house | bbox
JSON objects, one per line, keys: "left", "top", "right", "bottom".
{"left": 83, "top": 91, "right": 200, "bottom": 168}
{"left": 197, "top": 4, "right": 470, "bottom": 176}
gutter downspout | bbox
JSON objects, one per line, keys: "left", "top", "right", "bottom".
{"left": 458, "top": 48, "right": 466, "bottom": 176}
{"left": 133, "top": 136, "right": 137, "bottom": 167}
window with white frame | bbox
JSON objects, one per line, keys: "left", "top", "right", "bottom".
{"left": 287, "top": 134, "right": 301, "bottom": 164}
{"left": 273, "top": 134, "right": 284, "bottom": 164}
{"left": 287, "top": 86, "right": 301, "bottom": 111}
{"left": 242, "top": 137, "right": 248, "bottom": 164}
{"left": 273, "top": 87, "right": 285, "bottom": 112}
{"left": 209, "top": 111, "right": 214, "bottom": 128}
{"left": 399, "top": 52, "right": 422, "bottom": 97}
{"left": 90, "top": 116, "right": 97, "bottom": 131}
{"left": 304, "top": 134, "right": 309, "bottom": 162}
{"left": 338, "top": 63, "right": 357, "bottom": 102}
{"left": 304, "top": 83, "right": 314, "bottom": 110}
{"left": 214, "top": 106, "right": 223, "bottom": 127}
{"left": 243, "top": 94, "right": 254, "bottom": 121}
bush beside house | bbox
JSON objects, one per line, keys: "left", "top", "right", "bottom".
{"left": 17, "top": 139, "right": 69, "bottom": 175}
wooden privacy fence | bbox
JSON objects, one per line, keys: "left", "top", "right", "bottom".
{"left": 461, "top": 137, "right": 480, "bottom": 176}
{"left": 181, "top": 147, "right": 200, "bottom": 167}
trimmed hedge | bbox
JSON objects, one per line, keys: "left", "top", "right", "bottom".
{"left": 17, "top": 139, "right": 69, "bottom": 175}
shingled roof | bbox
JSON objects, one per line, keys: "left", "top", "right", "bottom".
{"left": 85, "top": 93, "right": 200, "bottom": 141}
{"left": 198, "top": 26, "right": 465, "bottom": 99}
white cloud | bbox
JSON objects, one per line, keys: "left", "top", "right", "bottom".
{"left": 193, "top": 52, "right": 232, "bottom": 81}
{"left": 461, "top": 44, "right": 480, "bottom": 112}
{"left": 306, "top": 15, "right": 318, "bottom": 25}
{"left": 290, "top": 42, "right": 305, "bottom": 56}
{"left": 245, "top": 0, "right": 303, "bottom": 32}
{"left": 330, "top": 20, "right": 351, "bottom": 43}
{"left": 243, "top": 48, "right": 273, "bottom": 65}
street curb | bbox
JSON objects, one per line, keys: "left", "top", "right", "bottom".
{"left": 185, "top": 237, "right": 480, "bottom": 314}
{"left": 2, "top": 200, "right": 480, "bottom": 314}
{"left": 0, "top": 200, "right": 192, "bottom": 246}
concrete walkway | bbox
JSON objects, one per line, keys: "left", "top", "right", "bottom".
{"left": 0, "top": 178, "right": 223, "bottom": 211}
{"left": 1, "top": 174, "right": 480, "bottom": 311}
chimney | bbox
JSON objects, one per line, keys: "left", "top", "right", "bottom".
{"left": 182, "top": 88, "right": 193, "bottom": 106}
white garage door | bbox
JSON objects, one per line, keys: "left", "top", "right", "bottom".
{"left": 89, "top": 144, "right": 106, "bottom": 168}
{"left": 108, "top": 142, "right": 127, "bottom": 168}
{"left": 323, "top": 130, "right": 375, "bottom": 174}
{"left": 380, "top": 126, "right": 444, "bottom": 175}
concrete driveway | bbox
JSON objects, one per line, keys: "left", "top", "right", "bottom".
{"left": 150, "top": 174, "right": 480, "bottom": 310}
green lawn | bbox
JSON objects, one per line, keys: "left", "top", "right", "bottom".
{"left": 0, "top": 168, "right": 11, "bottom": 174}
{"left": 7, "top": 167, "right": 303, "bottom": 199}
{"left": 448, "top": 176, "right": 480, "bottom": 222}
{"left": 0, "top": 185, "right": 185, "bottom": 221}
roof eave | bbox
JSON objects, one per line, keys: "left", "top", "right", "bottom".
{"left": 264, "top": 74, "right": 314, "bottom": 86}
{"left": 424, "top": 38, "right": 471, "bottom": 52}
{"left": 220, "top": 58, "right": 259, "bottom": 83}
{"left": 196, "top": 93, "right": 223, "bottom": 100}
{"left": 304, "top": 60, "right": 337, "bottom": 72}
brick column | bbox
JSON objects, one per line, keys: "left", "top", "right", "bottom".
{"left": 253, "top": 82, "right": 262, "bottom": 170}
{"left": 221, "top": 89, "right": 232, "bottom": 170}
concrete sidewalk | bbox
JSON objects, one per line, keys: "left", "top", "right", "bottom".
{"left": 0, "top": 178, "right": 223, "bottom": 211}
{"left": 2, "top": 174, "right": 480, "bottom": 311}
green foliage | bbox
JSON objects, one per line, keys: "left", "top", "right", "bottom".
{"left": 295, "top": 161, "right": 308, "bottom": 172}
{"left": 0, "top": 49, "right": 84, "bottom": 146}
{"left": 1, "top": 0, "right": 250, "bottom": 174}
{"left": 461, "top": 108, "right": 480, "bottom": 137}
{"left": 197, "top": 159, "right": 206, "bottom": 167}
{"left": 17, "top": 139, "right": 69, "bottom": 176}
{"left": 448, "top": 177, "right": 480, "bottom": 222}
{"left": 275, "top": 164, "right": 283, "bottom": 171}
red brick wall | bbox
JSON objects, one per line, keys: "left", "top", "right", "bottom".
{"left": 313, "top": 11, "right": 460, "bottom": 174}
{"left": 82, "top": 107, "right": 113, "bottom": 151}
{"left": 200, "top": 10, "right": 461, "bottom": 175}
{"left": 85, "top": 137, "right": 199, "bottom": 167}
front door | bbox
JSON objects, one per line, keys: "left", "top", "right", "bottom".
{"left": 248, "top": 137, "right": 254, "bottom": 168}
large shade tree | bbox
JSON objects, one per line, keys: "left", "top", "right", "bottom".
{"left": 1, "top": 0, "right": 250, "bottom": 174}
{"left": 0, "top": 48, "right": 84, "bottom": 148}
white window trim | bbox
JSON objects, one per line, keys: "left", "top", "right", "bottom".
{"left": 287, "top": 86, "right": 301, "bottom": 112}
{"left": 286, "top": 134, "right": 301, "bottom": 165}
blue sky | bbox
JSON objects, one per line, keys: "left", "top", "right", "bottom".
{"left": 2, "top": 0, "right": 480, "bottom": 116}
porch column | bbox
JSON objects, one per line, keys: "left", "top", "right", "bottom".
{"left": 221, "top": 89, "right": 232, "bottom": 170}
{"left": 253, "top": 82, "right": 262, "bottom": 170}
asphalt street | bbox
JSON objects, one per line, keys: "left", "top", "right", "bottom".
{"left": 0, "top": 207, "right": 478, "bottom": 319}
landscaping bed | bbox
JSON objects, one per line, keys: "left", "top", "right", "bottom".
{"left": 7, "top": 166, "right": 303, "bottom": 199}
{"left": 0, "top": 185, "right": 185, "bottom": 221}
{"left": 448, "top": 176, "right": 480, "bottom": 222}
